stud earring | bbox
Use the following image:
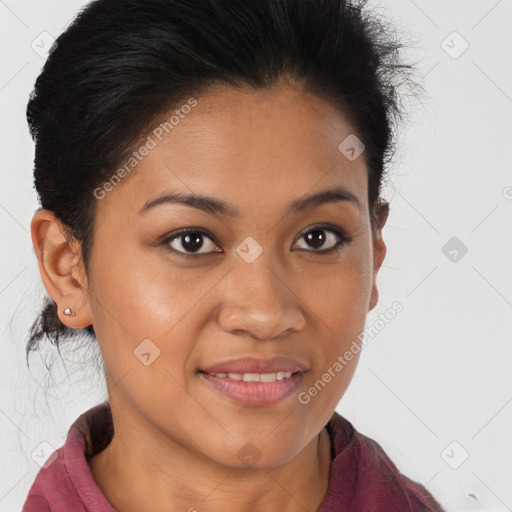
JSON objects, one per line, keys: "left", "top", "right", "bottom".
{"left": 63, "top": 307, "right": 77, "bottom": 316}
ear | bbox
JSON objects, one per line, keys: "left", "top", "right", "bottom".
{"left": 368, "top": 200, "right": 389, "bottom": 312}
{"left": 31, "top": 209, "right": 93, "bottom": 329}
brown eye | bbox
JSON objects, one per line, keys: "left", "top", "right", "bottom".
{"left": 164, "top": 228, "right": 222, "bottom": 257}
{"left": 293, "top": 226, "right": 350, "bottom": 254}
{"left": 161, "top": 224, "right": 351, "bottom": 259}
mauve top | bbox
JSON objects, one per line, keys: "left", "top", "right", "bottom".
{"left": 21, "top": 401, "right": 444, "bottom": 512}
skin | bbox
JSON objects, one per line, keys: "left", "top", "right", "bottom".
{"left": 31, "top": 80, "right": 388, "bottom": 512}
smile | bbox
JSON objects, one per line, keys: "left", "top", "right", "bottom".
{"left": 207, "top": 371, "right": 295, "bottom": 382}
{"left": 199, "top": 370, "right": 306, "bottom": 406}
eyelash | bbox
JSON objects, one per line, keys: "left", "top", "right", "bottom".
{"left": 160, "top": 224, "right": 352, "bottom": 259}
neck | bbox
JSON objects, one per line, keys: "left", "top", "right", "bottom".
{"left": 89, "top": 406, "right": 332, "bottom": 512}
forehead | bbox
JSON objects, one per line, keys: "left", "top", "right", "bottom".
{"left": 99, "top": 83, "right": 368, "bottom": 217}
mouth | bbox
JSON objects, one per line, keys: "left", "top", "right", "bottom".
{"left": 198, "top": 369, "right": 307, "bottom": 407}
{"left": 198, "top": 355, "right": 308, "bottom": 406}
{"left": 199, "top": 370, "right": 300, "bottom": 382}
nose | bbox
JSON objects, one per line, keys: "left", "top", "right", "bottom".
{"left": 216, "top": 255, "right": 306, "bottom": 341}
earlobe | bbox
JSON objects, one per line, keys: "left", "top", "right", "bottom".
{"left": 368, "top": 283, "right": 379, "bottom": 312}
{"left": 31, "top": 209, "right": 93, "bottom": 329}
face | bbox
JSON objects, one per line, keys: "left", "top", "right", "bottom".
{"left": 36, "top": 82, "right": 387, "bottom": 468}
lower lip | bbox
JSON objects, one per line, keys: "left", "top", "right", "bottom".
{"left": 199, "top": 371, "right": 306, "bottom": 407}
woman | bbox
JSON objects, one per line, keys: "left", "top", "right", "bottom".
{"left": 23, "top": 0, "right": 444, "bottom": 510}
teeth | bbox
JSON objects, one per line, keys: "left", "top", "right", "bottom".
{"left": 243, "top": 373, "right": 261, "bottom": 382}
{"left": 212, "top": 371, "right": 293, "bottom": 382}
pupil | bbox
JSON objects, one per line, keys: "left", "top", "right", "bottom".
{"left": 183, "top": 233, "right": 203, "bottom": 252}
{"left": 306, "top": 229, "right": 326, "bottom": 249}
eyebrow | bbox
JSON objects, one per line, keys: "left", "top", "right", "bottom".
{"left": 138, "top": 186, "right": 362, "bottom": 217}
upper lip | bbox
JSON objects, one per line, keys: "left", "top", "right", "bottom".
{"left": 201, "top": 356, "right": 308, "bottom": 375}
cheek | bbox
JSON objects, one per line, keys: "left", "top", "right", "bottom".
{"left": 86, "top": 248, "right": 201, "bottom": 428}
{"left": 87, "top": 243, "right": 232, "bottom": 413}
{"left": 299, "top": 243, "right": 373, "bottom": 336}
{"left": 296, "top": 242, "right": 372, "bottom": 394}
{"left": 89, "top": 238, "right": 204, "bottom": 335}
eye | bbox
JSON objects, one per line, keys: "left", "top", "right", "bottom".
{"left": 161, "top": 224, "right": 351, "bottom": 259}
{"left": 292, "top": 225, "right": 351, "bottom": 255}
{"left": 163, "top": 228, "right": 222, "bottom": 258}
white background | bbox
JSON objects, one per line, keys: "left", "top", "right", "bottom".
{"left": 0, "top": 1, "right": 511, "bottom": 511}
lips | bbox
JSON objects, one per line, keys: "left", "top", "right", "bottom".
{"left": 200, "top": 356, "right": 308, "bottom": 375}
{"left": 199, "top": 357, "right": 308, "bottom": 406}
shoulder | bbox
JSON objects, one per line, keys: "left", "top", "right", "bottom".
{"left": 20, "top": 443, "right": 89, "bottom": 512}
{"left": 321, "top": 412, "right": 445, "bottom": 512}
{"left": 21, "top": 492, "right": 51, "bottom": 512}
{"left": 20, "top": 402, "right": 115, "bottom": 512}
